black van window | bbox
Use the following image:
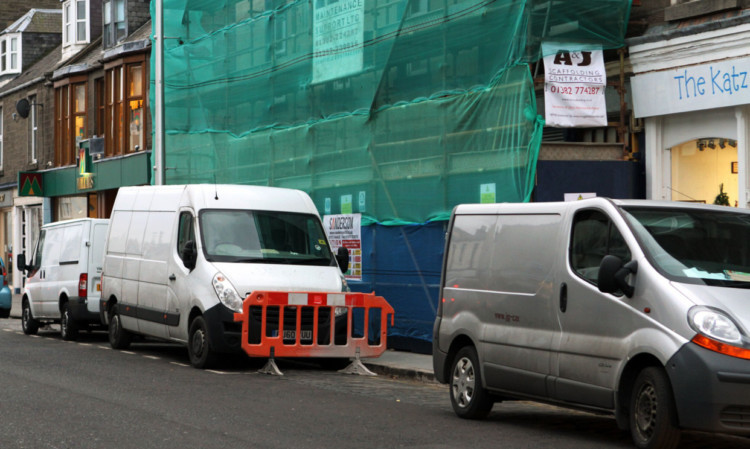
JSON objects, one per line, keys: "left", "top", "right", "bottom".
{"left": 177, "top": 212, "right": 195, "bottom": 256}
{"left": 570, "top": 210, "right": 631, "bottom": 284}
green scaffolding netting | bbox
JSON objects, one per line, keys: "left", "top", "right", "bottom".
{"left": 152, "top": 0, "right": 631, "bottom": 223}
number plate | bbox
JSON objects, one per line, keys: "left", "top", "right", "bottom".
{"left": 283, "top": 330, "right": 312, "bottom": 340}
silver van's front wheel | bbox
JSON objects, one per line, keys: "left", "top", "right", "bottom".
{"left": 630, "top": 367, "right": 681, "bottom": 449}
{"left": 449, "top": 346, "right": 493, "bottom": 419}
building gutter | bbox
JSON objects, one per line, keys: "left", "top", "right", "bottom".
{"left": 0, "top": 76, "right": 45, "bottom": 99}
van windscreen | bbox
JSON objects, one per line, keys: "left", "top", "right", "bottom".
{"left": 623, "top": 207, "right": 750, "bottom": 287}
{"left": 199, "top": 210, "right": 335, "bottom": 266}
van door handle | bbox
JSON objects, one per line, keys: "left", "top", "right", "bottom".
{"left": 559, "top": 283, "right": 567, "bottom": 313}
{"left": 169, "top": 274, "right": 176, "bottom": 281}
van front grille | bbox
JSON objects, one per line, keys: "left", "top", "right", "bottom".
{"left": 720, "top": 406, "right": 750, "bottom": 429}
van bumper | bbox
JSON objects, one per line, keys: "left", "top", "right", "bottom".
{"left": 432, "top": 317, "right": 448, "bottom": 384}
{"left": 69, "top": 297, "right": 104, "bottom": 324}
{"left": 667, "top": 343, "right": 750, "bottom": 435}
{"left": 204, "top": 304, "right": 243, "bottom": 354}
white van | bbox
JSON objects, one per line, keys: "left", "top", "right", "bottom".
{"left": 17, "top": 218, "right": 109, "bottom": 340}
{"left": 433, "top": 198, "right": 750, "bottom": 449}
{"left": 100, "top": 184, "right": 350, "bottom": 368}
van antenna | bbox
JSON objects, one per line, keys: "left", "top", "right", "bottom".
{"left": 214, "top": 176, "right": 219, "bottom": 200}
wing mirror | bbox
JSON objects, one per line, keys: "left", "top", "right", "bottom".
{"left": 336, "top": 246, "right": 350, "bottom": 274}
{"left": 598, "top": 255, "right": 638, "bottom": 298}
{"left": 180, "top": 240, "right": 198, "bottom": 270}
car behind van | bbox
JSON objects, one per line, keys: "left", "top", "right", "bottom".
{"left": 17, "top": 218, "right": 109, "bottom": 340}
{"left": 100, "top": 184, "right": 350, "bottom": 368}
{"left": 433, "top": 198, "right": 750, "bottom": 449}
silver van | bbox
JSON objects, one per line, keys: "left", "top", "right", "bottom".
{"left": 433, "top": 198, "right": 750, "bottom": 449}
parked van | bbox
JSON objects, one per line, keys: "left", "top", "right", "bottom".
{"left": 17, "top": 218, "right": 109, "bottom": 340}
{"left": 433, "top": 198, "right": 750, "bottom": 449}
{"left": 100, "top": 184, "right": 350, "bottom": 368}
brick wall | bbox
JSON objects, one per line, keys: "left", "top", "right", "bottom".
{"left": 128, "top": 0, "right": 151, "bottom": 34}
{"left": 0, "top": 80, "right": 56, "bottom": 182}
{"left": 21, "top": 34, "right": 62, "bottom": 71}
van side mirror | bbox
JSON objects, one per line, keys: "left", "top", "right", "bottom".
{"left": 16, "top": 254, "right": 26, "bottom": 273}
{"left": 598, "top": 255, "right": 638, "bottom": 298}
{"left": 336, "top": 246, "right": 349, "bottom": 274}
{"left": 180, "top": 241, "right": 197, "bottom": 270}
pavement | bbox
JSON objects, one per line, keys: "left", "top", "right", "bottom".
{"left": 6, "top": 292, "right": 436, "bottom": 382}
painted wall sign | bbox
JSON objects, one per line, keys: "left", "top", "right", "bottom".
{"left": 19, "top": 172, "right": 43, "bottom": 196}
{"left": 632, "top": 56, "right": 750, "bottom": 118}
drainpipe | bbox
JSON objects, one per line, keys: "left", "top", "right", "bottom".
{"left": 153, "top": 0, "right": 165, "bottom": 185}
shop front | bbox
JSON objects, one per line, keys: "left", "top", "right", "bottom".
{"left": 16, "top": 146, "right": 151, "bottom": 292}
{"left": 629, "top": 22, "right": 750, "bottom": 208}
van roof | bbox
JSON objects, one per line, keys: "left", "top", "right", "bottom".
{"left": 112, "top": 184, "right": 318, "bottom": 214}
{"left": 453, "top": 198, "right": 750, "bottom": 215}
{"left": 41, "top": 218, "right": 109, "bottom": 229}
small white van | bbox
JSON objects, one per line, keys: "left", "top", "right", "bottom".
{"left": 100, "top": 184, "right": 350, "bottom": 368}
{"left": 433, "top": 198, "right": 750, "bottom": 449}
{"left": 17, "top": 218, "right": 109, "bottom": 340}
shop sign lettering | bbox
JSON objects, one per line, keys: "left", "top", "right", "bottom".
{"left": 632, "top": 56, "right": 750, "bottom": 118}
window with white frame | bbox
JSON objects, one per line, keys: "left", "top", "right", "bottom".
{"left": 103, "top": 0, "right": 127, "bottom": 48}
{"left": 29, "top": 95, "right": 38, "bottom": 163}
{"left": 0, "top": 34, "right": 22, "bottom": 75}
{"left": 63, "top": 0, "right": 88, "bottom": 47}
{"left": 0, "top": 105, "right": 4, "bottom": 170}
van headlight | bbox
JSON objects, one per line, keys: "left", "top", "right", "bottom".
{"left": 689, "top": 307, "right": 742, "bottom": 345}
{"left": 212, "top": 273, "right": 243, "bottom": 312}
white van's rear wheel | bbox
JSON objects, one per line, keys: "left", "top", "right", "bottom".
{"left": 61, "top": 303, "right": 79, "bottom": 341}
{"left": 108, "top": 307, "right": 132, "bottom": 349}
{"left": 630, "top": 367, "right": 681, "bottom": 449}
{"left": 21, "top": 299, "right": 39, "bottom": 335}
{"left": 188, "top": 316, "right": 217, "bottom": 369}
{"left": 450, "top": 346, "right": 493, "bottom": 419}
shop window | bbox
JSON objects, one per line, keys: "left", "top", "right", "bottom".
{"left": 105, "top": 58, "right": 147, "bottom": 156}
{"left": 54, "top": 79, "right": 87, "bottom": 167}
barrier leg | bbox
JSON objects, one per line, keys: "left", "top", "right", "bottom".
{"left": 258, "top": 347, "right": 284, "bottom": 376}
{"left": 338, "top": 347, "right": 377, "bottom": 376}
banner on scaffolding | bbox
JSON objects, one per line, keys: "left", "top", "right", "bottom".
{"left": 543, "top": 43, "right": 607, "bottom": 128}
{"left": 323, "top": 213, "right": 362, "bottom": 281}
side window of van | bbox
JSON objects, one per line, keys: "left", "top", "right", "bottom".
{"left": 31, "top": 230, "right": 46, "bottom": 271}
{"left": 177, "top": 212, "right": 195, "bottom": 256}
{"left": 570, "top": 210, "right": 631, "bottom": 284}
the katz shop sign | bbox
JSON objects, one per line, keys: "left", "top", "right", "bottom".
{"left": 632, "top": 56, "right": 750, "bottom": 118}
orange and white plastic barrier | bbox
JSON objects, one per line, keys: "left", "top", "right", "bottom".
{"left": 233, "top": 291, "right": 395, "bottom": 365}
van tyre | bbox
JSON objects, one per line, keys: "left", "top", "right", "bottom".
{"left": 21, "top": 299, "right": 39, "bottom": 335}
{"left": 450, "top": 346, "right": 493, "bottom": 419}
{"left": 61, "top": 303, "right": 79, "bottom": 341}
{"left": 108, "top": 307, "right": 132, "bottom": 349}
{"left": 630, "top": 367, "right": 681, "bottom": 449}
{"left": 188, "top": 316, "right": 217, "bottom": 369}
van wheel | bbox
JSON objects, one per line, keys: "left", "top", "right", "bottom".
{"left": 21, "top": 299, "right": 39, "bottom": 335}
{"left": 630, "top": 367, "right": 681, "bottom": 449}
{"left": 108, "top": 307, "right": 132, "bottom": 350}
{"left": 61, "top": 303, "right": 79, "bottom": 341}
{"left": 450, "top": 346, "right": 493, "bottom": 419}
{"left": 188, "top": 316, "right": 217, "bottom": 369}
